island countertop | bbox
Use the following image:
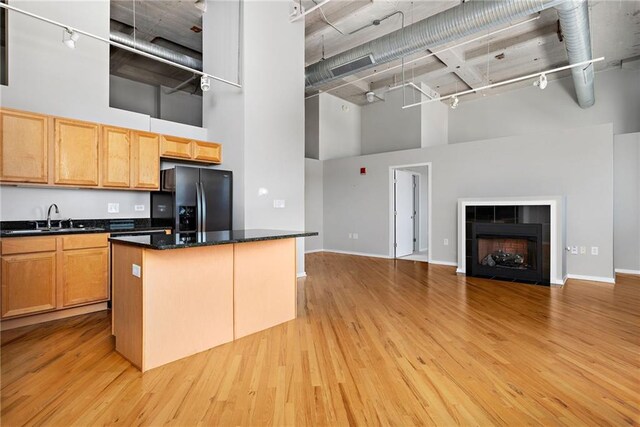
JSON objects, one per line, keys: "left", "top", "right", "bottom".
{"left": 109, "top": 229, "right": 318, "bottom": 250}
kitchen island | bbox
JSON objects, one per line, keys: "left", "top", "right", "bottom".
{"left": 109, "top": 230, "right": 316, "bottom": 372}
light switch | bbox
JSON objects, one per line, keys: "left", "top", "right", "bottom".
{"left": 571, "top": 246, "right": 578, "bottom": 255}
{"left": 591, "top": 246, "right": 599, "bottom": 255}
{"left": 132, "top": 264, "right": 141, "bottom": 278}
{"left": 273, "top": 199, "right": 285, "bottom": 208}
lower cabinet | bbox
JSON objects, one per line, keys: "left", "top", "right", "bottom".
{"left": 0, "top": 234, "right": 110, "bottom": 319}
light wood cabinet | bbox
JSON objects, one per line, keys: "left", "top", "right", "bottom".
{"left": 102, "top": 126, "right": 130, "bottom": 188}
{"left": 131, "top": 131, "right": 160, "bottom": 190}
{"left": 160, "top": 135, "right": 192, "bottom": 160}
{"left": 1, "top": 252, "right": 57, "bottom": 318}
{"left": 192, "top": 140, "right": 222, "bottom": 163}
{"left": 0, "top": 109, "right": 49, "bottom": 183}
{"left": 0, "top": 233, "right": 110, "bottom": 319}
{"left": 54, "top": 118, "right": 99, "bottom": 186}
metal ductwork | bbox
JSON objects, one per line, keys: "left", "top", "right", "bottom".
{"left": 110, "top": 30, "right": 203, "bottom": 71}
{"left": 305, "top": 0, "right": 595, "bottom": 108}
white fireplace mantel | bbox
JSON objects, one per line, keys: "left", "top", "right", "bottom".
{"left": 457, "top": 196, "right": 566, "bottom": 285}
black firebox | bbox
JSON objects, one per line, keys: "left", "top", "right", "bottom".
{"left": 470, "top": 222, "right": 544, "bottom": 283}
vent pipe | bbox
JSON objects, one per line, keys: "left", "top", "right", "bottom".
{"left": 109, "top": 31, "right": 203, "bottom": 71}
{"left": 305, "top": 0, "right": 595, "bottom": 108}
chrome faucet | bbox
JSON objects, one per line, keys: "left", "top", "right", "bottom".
{"left": 46, "top": 204, "right": 59, "bottom": 229}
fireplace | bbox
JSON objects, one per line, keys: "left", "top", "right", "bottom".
{"left": 471, "top": 223, "right": 544, "bottom": 282}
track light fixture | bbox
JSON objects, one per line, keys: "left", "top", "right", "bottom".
{"left": 194, "top": 0, "right": 207, "bottom": 13}
{"left": 62, "top": 27, "right": 79, "bottom": 49}
{"left": 366, "top": 91, "right": 376, "bottom": 103}
{"left": 534, "top": 73, "right": 548, "bottom": 90}
{"left": 200, "top": 75, "right": 211, "bottom": 92}
{"left": 450, "top": 96, "right": 459, "bottom": 109}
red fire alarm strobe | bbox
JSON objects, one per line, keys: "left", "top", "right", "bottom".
{"left": 360, "top": 167, "right": 366, "bottom": 175}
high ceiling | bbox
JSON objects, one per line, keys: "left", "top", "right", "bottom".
{"left": 302, "top": 0, "right": 640, "bottom": 106}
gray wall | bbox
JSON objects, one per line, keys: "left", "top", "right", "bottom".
{"left": 0, "top": 0, "right": 206, "bottom": 221}
{"left": 305, "top": 96, "right": 320, "bottom": 159}
{"left": 305, "top": 158, "right": 323, "bottom": 252}
{"left": 319, "top": 93, "right": 361, "bottom": 160}
{"left": 323, "top": 124, "right": 614, "bottom": 280}
{"left": 449, "top": 68, "right": 640, "bottom": 144}
{"left": 361, "top": 88, "right": 421, "bottom": 155}
{"left": 205, "top": 1, "right": 306, "bottom": 275}
{"left": 614, "top": 132, "right": 640, "bottom": 273}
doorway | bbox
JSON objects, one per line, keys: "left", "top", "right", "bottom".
{"left": 390, "top": 163, "right": 431, "bottom": 262}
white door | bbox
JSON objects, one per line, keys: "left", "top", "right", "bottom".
{"left": 395, "top": 170, "right": 414, "bottom": 257}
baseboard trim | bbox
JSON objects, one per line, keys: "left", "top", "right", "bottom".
{"left": 297, "top": 272, "right": 307, "bottom": 278}
{"left": 0, "top": 302, "right": 108, "bottom": 331}
{"left": 455, "top": 268, "right": 465, "bottom": 274}
{"left": 430, "top": 260, "right": 458, "bottom": 267}
{"left": 322, "top": 249, "right": 392, "bottom": 259}
{"left": 566, "top": 274, "right": 616, "bottom": 284}
{"left": 304, "top": 249, "right": 324, "bottom": 254}
{"left": 615, "top": 269, "right": 640, "bottom": 275}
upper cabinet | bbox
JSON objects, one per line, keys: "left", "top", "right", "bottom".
{"left": 54, "top": 118, "right": 100, "bottom": 186}
{"left": 131, "top": 131, "right": 160, "bottom": 190}
{"left": 160, "top": 135, "right": 222, "bottom": 164}
{"left": 102, "top": 126, "right": 131, "bottom": 188}
{"left": 0, "top": 108, "right": 222, "bottom": 190}
{"left": 0, "top": 109, "right": 49, "bottom": 183}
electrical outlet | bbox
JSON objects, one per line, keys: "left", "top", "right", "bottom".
{"left": 348, "top": 233, "right": 353, "bottom": 239}
{"left": 132, "top": 264, "right": 141, "bottom": 278}
{"left": 353, "top": 233, "right": 358, "bottom": 239}
{"left": 571, "top": 246, "right": 578, "bottom": 255}
{"left": 107, "top": 203, "right": 120, "bottom": 213}
{"left": 134, "top": 205, "right": 145, "bottom": 212}
{"left": 273, "top": 199, "right": 285, "bottom": 209}
{"left": 580, "top": 246, "right": 586, "bottom": 255}
{"left": 444, "top": 238, "right": 449, "bottom": 246}
{"left": 591, "top": 246, "right": 599, "bottom": 255}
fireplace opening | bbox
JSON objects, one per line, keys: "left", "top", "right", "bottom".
{"left": 471, "top": 223, "right": 544, "bottom": 283}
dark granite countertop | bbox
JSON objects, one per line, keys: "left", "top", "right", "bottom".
{"left": 0, "top": 218, "right": 171, "bottom": 238}
{"left": 109, "top": 229, "right": 318, "bottom": 250}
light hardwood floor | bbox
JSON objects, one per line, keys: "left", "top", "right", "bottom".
{"left": 2, "top": 253, "right": 639, "bottom": 425}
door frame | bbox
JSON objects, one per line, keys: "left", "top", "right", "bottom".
{"left": 388, "top": 162, "right": 432, "bottom": 261}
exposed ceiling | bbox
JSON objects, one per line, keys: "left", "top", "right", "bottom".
{"left": 109, "top": 0, "right": 204, "bottom": 94}
{"left": 303, "top": 0, "right": 640, "bottom": 106}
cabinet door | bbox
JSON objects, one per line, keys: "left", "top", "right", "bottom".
{"left": 1, "top": 252, "right": 57, "bottom": 318}
{"left": 102, "top": 126, "right": 130, "bottom": 188}
{"left": 131, "top": 131, "right": 160, "bottom": 189}
{"left": 54, "top": 118, "right": 99, "bottom": 186}
{"left": 0, "top": 109, "right": 49, "bottom": 183}
{"left": 192, "top": 141, "right": 222, "bottom": 163}
{"left": 62, "top": 247, "right": 109, "bottom": 307}
{"left": 160, "top": 135, "right": 192, "bottom": 160}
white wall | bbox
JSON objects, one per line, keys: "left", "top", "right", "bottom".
{"left": 305, "top": 158, "right": 323, "bottom": 252}
{"left": 420, "top": 84, "right": 448, "bottom": 148}
{"left": 613, "top": 132, "right": 640, "bottom": 273}
{"left": 205, "top": 1, "right": 306, "bottom": 275}
{"left": 0, "top": 0, "right": 207, "bottom": 221}
{"left": 323, "top": 124, "right": 615, "bottom": 280}
{"left": 449, "top": 68, "right": 640, "bottom": 144}
{"left": 319, "top": 93, "right": 361, "bottom": 160}
{"left": 361, "top": 88, "right": 421, "bottom": 155}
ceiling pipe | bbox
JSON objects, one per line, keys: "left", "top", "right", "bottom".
{"left": 305, "top": 0, "right": 595, "bottom": 108}
{"left": 110, "top": 30, "right": 203, "bottom": 71}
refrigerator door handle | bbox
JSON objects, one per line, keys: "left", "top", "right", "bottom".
{"left": 200, "top": 182, "right": 207, "bottom": 232}
{"left": 195, "top": 182, "right": 202, "bottom": 232}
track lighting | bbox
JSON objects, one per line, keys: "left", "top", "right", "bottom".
{"left": 200, "top": 75, "right": 211, "bottom": 92}
{"left": 62, "top": 27, "right": 79, "bottom": 49}
{"left": 366, "top": 91, "right": 376, "bottom": 103}
{"left": 450, "top": 96, "right": 459, "bottom": 109}
{"left": 534, "top": 73, "right": 548, "bottom": 90}
{"left": 194, "top": 0, "right": 207, "bottom": 12}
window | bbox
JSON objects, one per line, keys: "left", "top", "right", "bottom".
{"left": 1, "top": 0, "right": 7, "bottom": 86}
{"left": 109, "top": 1, "right": 203, "bottom": 127}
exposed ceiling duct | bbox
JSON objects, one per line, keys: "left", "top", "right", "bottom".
{"left": 109, "top": 30, "right": 203, "bottom": 71}
{"left": 305, "top": 0, "right": 596, "bottom": 108}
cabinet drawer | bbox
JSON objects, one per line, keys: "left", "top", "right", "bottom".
{"left": 62, "top": 233, "right": 109, "bottom": 250}
{"left": 1, "top": 236, "right": 57, "bottom": 255}
{"left": 192, "top": 141, "right": 222, "bottom": 163}
{"left": 160, "top": 135, "right": 192, "bottom": 159}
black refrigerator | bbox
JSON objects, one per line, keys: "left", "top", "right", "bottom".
{"left": 151, "top": 166, "right": 232, "bottom": 233}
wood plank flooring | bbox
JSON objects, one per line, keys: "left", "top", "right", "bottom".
{"left": 2, "top": 252, "right": 639, "bottom": 426}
